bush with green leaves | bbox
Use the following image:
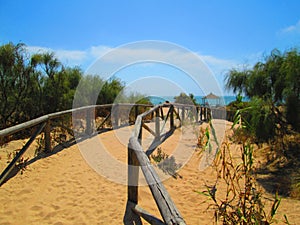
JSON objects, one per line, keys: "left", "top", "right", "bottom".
{"left": 226, "top": 48, "right": 300, "bottom": 138}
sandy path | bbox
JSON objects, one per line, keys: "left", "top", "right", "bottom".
{"left": 0, "top": 120, "right": 299, "bottom": 224}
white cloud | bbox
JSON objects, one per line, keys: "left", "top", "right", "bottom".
{"left": 90, "top": 46, "right": 112, "bottom": 58}
{"left": 26, "top": 45, "right": 114, "bottom": 68}
{"left": 200, "top": 54, "right": 237, "bottom": 74}
{"left": 26, "top": 46, "right": 87, "bottom": 65}
{"left": 280, "top": 20, "right": 300, "bottom": 34}
{"left": 26, "top": 44, "right": 237, "bottom": 75}
{"left": 26, "top": 43, "right": 243, "bottom": 95}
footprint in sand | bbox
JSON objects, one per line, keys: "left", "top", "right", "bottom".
{"left": 30, "top": 205, "right": 43, "bottom": 211}
{"left": 18, "top": 188, "right": 32, "bottom": 195}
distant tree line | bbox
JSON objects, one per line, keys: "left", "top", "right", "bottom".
{"left": 174, "top": 93, "right": 197, "bottom": 105}
{"left": 226, "top": 48, "right": 300, "bottom": 141}
{"left": 0, "top": 43, "right": 149, "bottom": 130}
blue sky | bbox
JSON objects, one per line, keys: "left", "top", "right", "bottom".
{"left": 1, "top": 0, "right": 300, "bottom": 96}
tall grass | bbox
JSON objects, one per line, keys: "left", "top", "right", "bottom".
{"left": 197, "top": 110, "right": 290, "bottom": 224}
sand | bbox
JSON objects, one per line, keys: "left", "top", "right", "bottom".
{"left": 0, "top": 120, "right": 300, "bottom": 225}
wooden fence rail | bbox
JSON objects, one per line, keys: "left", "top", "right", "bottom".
{"left": 124, "top": 103, "right": 211, "bottom": 225}
{"left": 0, "top": 104, "right": 152, "bottom": 185}
{"left": 0, "top": 102, "right": 212, "bottom": 224}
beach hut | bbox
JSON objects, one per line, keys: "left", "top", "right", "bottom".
{"left": 202, "top": 92, "right": 221, "bottom": 106}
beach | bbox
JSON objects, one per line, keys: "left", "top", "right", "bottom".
{"left": 0, "top": 120, "right": 300, "bottom": 224}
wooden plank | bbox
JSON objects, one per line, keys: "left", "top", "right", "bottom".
{"left": 132, "top": 116, "right": 142, "bottom": 138}
{"left": 169, "top": 105, "right": 174, "bottom": 129}
{"left": 160, "top": 107, "right": 164, "bottom": 120}
{"left": 135, "top": 105, "right": 139, "bottom": 121}
{"left": 96, "top": 112, "right": 111, "bottom": 131}
{"left": 138, "top": 105, "right": 161, "bottom": 119}
{"left": 127, "top": 201, "right": 165, "bottom": 225}
{"left": 142, "top": 123, "right": 156, "bottom": 137}
{"left": 0, "top": 122, "right": 46, "bottom": 185}
{"left": 0, "top": 104, "right": 153, "bottom": 138}
{"left": 159, "top": 106, "right": 171, "bottom": 134}
{"left": 123, "top": 201, "right": 142, "bottom": 225}
{"left": 129, "top": 137, "right": 186, "bottom": 225}
{"left": 181, "top": 107, "right": 185, "bottom": 122}
{"left": 128, "top": 142, "right": 140, "bottom": 203}
{"left": 0, "top": 115, "right": 48, "bottom": 137}
{"left": 155, "top": 109, "right": 160, "bottom": 138}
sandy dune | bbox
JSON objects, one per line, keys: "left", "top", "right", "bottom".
{"left": 0, "top": 120, "right": 300, "bottom": 224}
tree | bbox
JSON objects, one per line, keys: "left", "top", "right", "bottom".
{"left": 98, "top": 78, "right": 124, "bottom": 104}
{"left": 225, "top": 48, "right": 300, "bottom": 139}
{"left": 174, "top": 92, "right": 197, "bottom": 105}
{"left": 0, "top": 43, "right": 35, "bottom": 128}
{"left": 31, "top": 52, "right": 82, "bottom": 113}
{"left": 0, "top": 43, "right": 83, "bottom": 129}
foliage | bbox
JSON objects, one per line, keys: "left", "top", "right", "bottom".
{"left": 0, "top": 42, "right": 130, "bottom": 131}
{"left": 0, "top": 43, "right": 83, "bottom": 129}
{"left": 226, "top": 93, "right": 250, "bottom": 111}
{"left": 115, "top": 91, "right": 152, "bottom": 105}
{"left": 225, "top": 48, "right": 300, "bottom": 140}
{"left": 197, "top": 111, "right": 285, "bottom": 224}
{"left": 151, "top": 147, "right": 168, "bottom": 163}
{"left": 151, "top": 147, "right": 182, "bottom": 179}
{"left": 98, "top": 78, "right": 125, "bottom": 104}
{"left": 174, "top": 92, "right": 197, "bottom": 105}
{"left": 0, "top": 43, "right": 35, "bottom": 128}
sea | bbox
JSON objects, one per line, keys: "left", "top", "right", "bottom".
{"left": 148, "top": 96, "right": 249, "bottom": 106}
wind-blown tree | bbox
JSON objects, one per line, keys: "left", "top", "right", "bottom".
{"left": 0, "top": 43, "right": 36, "bottom": 128}
{"left": 281, "top": 50, "right": 300, "bottom": 131}
{"left": 31, "top": 52, "right": 83, "bottom": 113}
{"left": 226, "top": 48, "right": 300, "bottom": 140}
{"left": 0, "top": 43, "right": 83, "bottom": 129}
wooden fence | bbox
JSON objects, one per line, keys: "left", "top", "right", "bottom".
{"left": 0, "top": 103, "right": 211, "bottom": 224}
{"left": 0, "top": 104, "right": 153, "bottom": 185}
{"left": 123, "top": 103, "right": 211, "bottom": 225}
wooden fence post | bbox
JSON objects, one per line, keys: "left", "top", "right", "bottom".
{"left": 44, "top": 120, "right": 51, "bottom": 152}
{"left": 181, "top": 106, "right": 185, "bottom": 122}
{"left": 195, "top": 106, "right": 199, "bottom": 122}
{"left": 155, "top": 108, "right": 160, "bottom": 138}
{"left": 113, "top": 103, "right": 120, "bottom": 128}
{"left": 199, "top": 107, "right": 202, "bottom": 121}
{"left": 138, "top": 122, "right": 143, "bottom": 146}
{"left": 170, "top": 105, "right": 174, "bottom": 129}
{"left": 86, "top": 109, "right": 92, "bottom": 135}
{"left": 135, "top": 105, "right": 139, "bottom": 122}
{"left": 128, "top": 142, "right": 139, "bottom": 203}
{"left": 160, "top": 107, "right": 164, "bottom": 120}
{"left": 124, "top": 140, "right": 142, "bottom": 225}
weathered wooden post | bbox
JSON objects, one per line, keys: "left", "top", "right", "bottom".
{"left": 160, "top": 107, "right": 164, "bottom": 120}
{"left": 170, "top": 105, "right": 174, "bottom": 129}
{"left": 135, "top": 105, "right": 139, "bottom": 122}
{"left": 113, "top": 103, "right": 120, "bottom": 128}
{"left": 128, "top": 141, "right": 139, "bottom": 203}
{"left": 138, "top": 122, "right": 142, "bottom": 146}
{"left": 124, "top": 139, "right": 142, "bottom": 225}
{"left": 195, "top": 106, "right": 199, "bottom": 122}
{"left": 181, "top": 106, "right": 185, "bottom": 122}
{"left": 44, "top": 119, "right": 51, "bottom": 152}
{"left": 86, "top": 108, "right": 92, "bottom": 135}
{"left": 199, "top": 107, "right": 202, "bottom": 121}
{"left": 155, "top": 108, "right": 160, "bottom": 138}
